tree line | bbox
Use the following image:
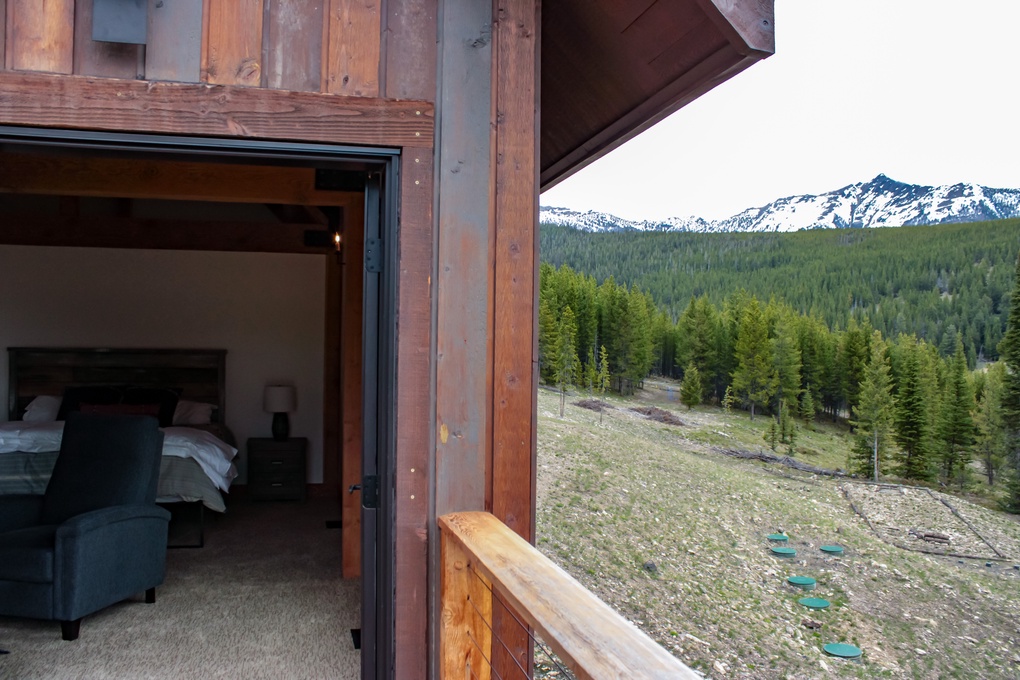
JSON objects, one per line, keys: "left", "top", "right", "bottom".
{"left": 540, "top": 219, "right": 1020, "bottom": 367}
{"left": 538, "top": 255, "right": 1020, "bottom": 511}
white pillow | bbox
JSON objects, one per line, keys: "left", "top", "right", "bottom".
{"left": 173, "top": 400, "right": 217, "bottom": 426}
{"left": 23, "top": 395, "right": 62, "bottom": 422}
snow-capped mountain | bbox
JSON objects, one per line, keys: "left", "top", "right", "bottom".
{"left": 540, "top": 175, "right": 1020, "bottom": 234}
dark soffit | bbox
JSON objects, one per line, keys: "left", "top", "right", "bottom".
{"left": 540, "top": 0, "right": 775, "bottom": 191}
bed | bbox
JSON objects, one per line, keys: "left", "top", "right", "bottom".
{"left": 1, "top": 348, "right": 237, "bottom": 516}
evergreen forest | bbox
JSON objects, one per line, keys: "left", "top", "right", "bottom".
{"left": 537, "top": 219, "right": 1020, "bottom": 509}
{"left": 540, "top": 219, "right": 1020, "bottom": 366}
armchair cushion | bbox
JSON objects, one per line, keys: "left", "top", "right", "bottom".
{"left": 40, "top": 412, "right": 164, "bottom": 525}
{"left": 0, "top": 524, "right": 57, "bottom": 583}
{"left": 0, "top": 494, "right": 44, "bottom": 534}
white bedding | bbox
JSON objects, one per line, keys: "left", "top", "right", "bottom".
{"left": 0, "top": 421, "right": 238, "bottom": 492}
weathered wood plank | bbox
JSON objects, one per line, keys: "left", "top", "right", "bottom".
{"left": 0, "top": 152, "right": 360, "bottom": 205}
{"left": 492, "top": 0, "right": 537, "bottom": 560}
{"left": 205, "top": 0, "right": 264, "bottom": 86}
{"left": 393, "top": 146, "right": 433, "bottom": 679}
{"left": 146, "top": 0, "right": 203, "bottom": 82}
{"left": 6, "top": 0, "right": 74, "bottom": 73}
{"left": 0, "top": 71, "right": 434, "bottom": 147}
{"left": 491, "top": 2, "right": 539, "bottom": 676}
{"left": 324, "top": 0, "right": 381, "bottom": 97}
{"left": 0, "top": 215, "right": 330, "bottom": 254}
{"left": 440, "top": 512, "right": 702, "bottom": 680}
{"left": 73, "top": 0, "right": 145, "bottom": 79}
{"left": 340, "top": 192, "right": 364, "bottom": 579}
{"left": 440, "top": 526, "right": 492, "bottom": 680}
{"left": 265, "top": 0, "right": 324, "bottom": 92}
{"left": 434, "top": 0, "right": 492, "bottom": 530}
{"left": 381, "top": 0, "right": 436, "bottom": 100}
{"left": 0, "top": 0, "right": 6, "bottom": 69}
{"left": 694, "top": 0, "right": 776, "bottom": 54}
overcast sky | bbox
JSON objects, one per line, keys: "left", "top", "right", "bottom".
{"left": 540, "top": 0, "right": 1020, "bottom": 222}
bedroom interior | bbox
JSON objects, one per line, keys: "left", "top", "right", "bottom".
{"left": 0, "top": 144, "right": 369, "bottom": 573}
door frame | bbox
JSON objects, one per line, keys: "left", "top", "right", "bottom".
{"left": 0, "top": 125, "right": 400, "bottom": 677}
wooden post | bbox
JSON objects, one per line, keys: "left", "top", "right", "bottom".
{"left": 440, "top": 525, "right": 492, "bottom": 680}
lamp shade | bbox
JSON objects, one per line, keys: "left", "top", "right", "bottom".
{"left": 263, "top": 385, "right": 297, "bottom": 413}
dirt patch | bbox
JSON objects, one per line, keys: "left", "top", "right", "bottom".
{"left": 629, "top": 405, "right": 685, "bottom": 426}
{"left": 842, "top": 483, "right": 1016, "bottom": 560}
{"left": 574, "top": 398, "right": 612, "bottom": 413}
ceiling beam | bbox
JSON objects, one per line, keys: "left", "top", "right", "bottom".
{"left": 0, "top": 152, "right": 361, "bottom": 206}
{"left": 0, "top": 214, "right": 335, "bottom": 254}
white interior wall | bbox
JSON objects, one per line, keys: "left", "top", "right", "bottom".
{"left": 0, "top": 245, "right": 327, "bottom": 484}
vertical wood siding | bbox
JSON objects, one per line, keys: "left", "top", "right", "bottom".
{"left": 264, "top": 0, "right": 324, "bottom": 92}
{"left": 1, "top": 0, "right": 386, "bottom": 99}
{"left": 324, "top": 0, "right": 380, "bottom": 96}
{"left": 5, "top": 0, "right": 73, "bottom": 73}
{"left": 205, "top": 0, "right": 264, "bottom": 86}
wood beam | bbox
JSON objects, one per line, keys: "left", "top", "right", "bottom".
{"left": 490, "top": 2, "right": 540, "bottom": 679}
{"left": 694, "top": 0, "right": 776, "bottom": 55}
{"left": 393, "top": 146, "right": 434, "bottom": 677}
{"left": 0, "top": 71, "right": 433, "bottom": 149}
{"left": 0, "top": 152, "right": 360, "bottom": 206}
{"left": 340, "top": 191, "right": 365, "bottom": 578}
{"left": 0, "top": 215, "right": 334, "bottom": 254}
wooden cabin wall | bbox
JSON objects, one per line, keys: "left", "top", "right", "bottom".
{"left": 0, "top": 0, "right": 381, "bottom": 96}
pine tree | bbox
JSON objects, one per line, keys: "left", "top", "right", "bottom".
{"left": 764, "top": 421, "right": 778, "bottom": 452}
{"left": 937, "top": 339, "right": 976, "bottom": 487}
{"left": 997, "top": 251, "right": 1020, "bottom": 511}
{"left": 597, "top": 345, "right": 611, "bottom": 425}
{"left": 679, "top": 362, "right": 702, "bottom": 411}
{"left": 584, "top": 347, "right": 597, "bottom": 396}
{"left": 974, "top": 363, "right": 1007, "bottom": 486}
{"left": 894, "top": 341, "right": 935, "bottom": 482}
{"left": 556, "top": 306, "right": 579, "bottom": 417}
{"left": 772, "top": 311, "right": 803, "bottom": 411}
{"left": 676, "top": 296, "right": 718, "bottom": 399}
{"left": 800, "top": 385, "right": 816, "bottom": 426}
{"left": 731, "top": 298, "right": 778, "bottom": 420}
{"left": 851, "top": 331, "right": 897, "bottom": 481}
{"left": 538, "top": 296, "right": 559, "bottom": 385}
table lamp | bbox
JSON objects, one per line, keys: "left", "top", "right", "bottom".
{"left": 263, "top": 385, "right": 296, "bottom": 441}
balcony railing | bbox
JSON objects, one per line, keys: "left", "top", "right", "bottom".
{"left": 439, "top": 511, "right": 701, "bottom": 679}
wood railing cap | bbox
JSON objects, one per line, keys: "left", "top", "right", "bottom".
{"left": 440, "top": 511, "right": 701, "bottom": 680}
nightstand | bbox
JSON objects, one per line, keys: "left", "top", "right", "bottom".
{"left": 247, "top": 437, "right": 308, "bottom": 501}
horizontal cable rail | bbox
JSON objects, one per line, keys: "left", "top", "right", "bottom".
{"left": 439, "top": 511, "right": 701, "bottom": 680}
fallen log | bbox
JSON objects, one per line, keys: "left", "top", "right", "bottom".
{"left": 714, "top": 448, "right": 846, "bottom": 477}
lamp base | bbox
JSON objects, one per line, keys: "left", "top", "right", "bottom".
{"left": 272, "top": 412, "right": 290, "bottom": 441}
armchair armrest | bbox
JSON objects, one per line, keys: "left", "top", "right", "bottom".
{"left": 0, "top": 494, "right": 44, "bottom": 533}
{"left": 56, "top": 504, "right": 171, "bottom": 540}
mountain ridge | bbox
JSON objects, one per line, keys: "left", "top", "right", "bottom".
{"left": 540, "top": 174, "right": 1020, "bottom": 233}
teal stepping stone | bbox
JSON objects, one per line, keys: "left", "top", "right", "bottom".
{"left": 820, "top": 545, "right": 844, "bottom": 555}
{"left": 799, "top": 597, "right": 830, "bottom": 610}
{"left": 771, "top": 546, "right": 796, "bottom": 557}
{"left": 787, "top": 576, "right": 816, "bottom": 590}
{"left": 823, "top": 642, "right": 862, "bottom": 659}
{"left": 767, "top": 533, "right": 788, "bottom": 542}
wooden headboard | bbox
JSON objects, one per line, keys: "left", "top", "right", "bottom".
{"left": 7, "top": 348, "right": 226, "bottom": 422}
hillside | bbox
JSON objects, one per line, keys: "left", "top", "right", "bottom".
{"left": 539, "top": 219, "right": 1020, "bottom": 361}
{"left": 535, "top": 387, "right": 1020, "bottom": 679}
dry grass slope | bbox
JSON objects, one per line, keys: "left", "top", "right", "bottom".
{"left": 536, "top": 388, "right": 1020, "bottom": 679}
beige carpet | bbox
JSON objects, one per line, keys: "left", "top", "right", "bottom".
{"left": 0, "top": 497, "right": 362, "bottom": 679}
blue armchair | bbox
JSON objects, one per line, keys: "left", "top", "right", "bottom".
{"left": 0, "top": 412, "right": 171, "bottom": 640}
